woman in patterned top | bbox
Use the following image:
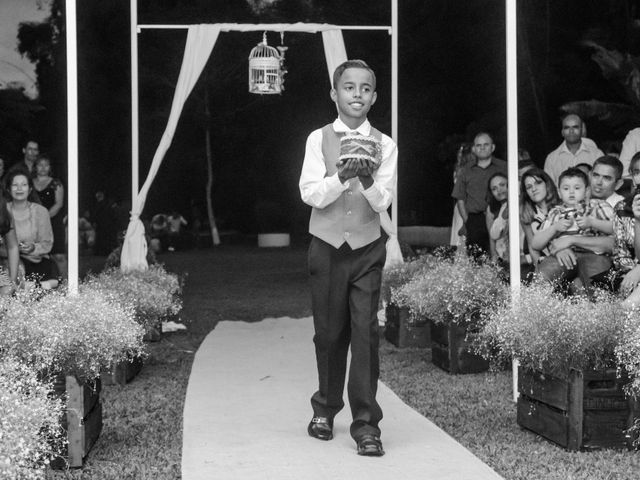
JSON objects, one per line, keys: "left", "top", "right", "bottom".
{"left": 520, "top": 168, "right": 560, "bottom": 264}
{"left": 613, "top": 152, "right": 640, "bottom": 306}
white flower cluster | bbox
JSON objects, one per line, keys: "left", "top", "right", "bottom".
{"left": 391, "top": 250, "right": 507, "bottom": 327}
{"left": 82, "top": 264, "right": 183, "bottom": 330}
{"left": 0, "top": 288, "right": 146, "bottom": 381}
{"left": 0, "top": 358, "right": 64, "bottom": 480}
{"left": 479, "top": 281, "right": 631, "bottom": 375}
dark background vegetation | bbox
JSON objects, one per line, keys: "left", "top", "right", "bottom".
{"left": 3, "top": 0, "right": 640, "bottom": 233}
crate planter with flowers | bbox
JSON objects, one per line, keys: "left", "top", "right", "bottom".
{"left": 517, "top": 366, "right": 638, "bottom": 451}
{"left": 392, "top": 250, "right": 506, "bottom": 373}
{"left": 381, "top": 255, "right": 438, "bottom": 348}
{"left": 430, "top": 320, "right": 489, "bottom": 374}
{"left": 50, "top": 374, "right": 103, "bottom": 468}
{"left": 100, "top": 355, "right": 145, "bottom": 386}
{"left": 83, "top": 264, "right": 183, "bottom": 343}
{"left": 479, "top": 281, "right": 640, "bottom": 450}
{"left": 0, "top": 288, "right": 145, "bottom": 469}
{"left": 383, "top": 303, "right": 431, "bottom": 348}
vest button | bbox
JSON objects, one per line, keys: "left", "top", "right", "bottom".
{"left": 347, "top": 190, "right": 353, "bottom": 196}
{"left": 347, "top": 210, "right": 352, "bottom": 215}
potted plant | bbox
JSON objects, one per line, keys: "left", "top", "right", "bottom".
{"left": 0, "top": 288, "right": 146, "bottom": 468}
{"left": 478, "top": 281, "right": 640, "bottom": 450}
{"left": 0, "top": 358, "right": 64, "bottom": 479}
{"left": 393, "top": 250, "right": 506, "bottom": 373}
{"left": 381, "top": 254, "right": 438, "bottom": 348}
{"left": 83, "top": 264, "right": 183, "bottom": 344}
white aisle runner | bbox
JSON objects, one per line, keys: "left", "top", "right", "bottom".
{"left": 181, "top": 317, "right": 503, "bottom": 480}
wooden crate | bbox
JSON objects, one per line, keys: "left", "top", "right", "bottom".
{"left": 384, "top": 304, "right": 430, "bottom": 348}
{"left": 517, "top": 367, "right": 638, "bottom": 451}
{"left": 101, "top": 356, "right": 144, "bottom": 386}
{"left": 430, "top": 322, "right": 489, "bottom": 374}
{"left": 50, "top": 374, "right": 103, "bottom": 469}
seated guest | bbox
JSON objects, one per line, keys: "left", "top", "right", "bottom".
{"left": 486, "top": 172, "right": 532, "bottom": 280}
{"left": 0, "top": 190, "right": 19, "bottom": 295}
{"left": 520, "top": 168, "right": 560, "bottom": 265}
{"left": 486, "top": 173, "right": 509, "bottom": 261}
{"left": 5, "top": 171, "right": 58, "bottom": 289}
{"left": 611, "top": 152, "right": 640, "bottom": 306}
{"left": 531, "top": 168, "right": 614, "bottom": 296}
{"left": 589, "top": 155, "right": 625, "bottom": 208}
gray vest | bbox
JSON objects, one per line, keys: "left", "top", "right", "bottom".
{"left": 309, "top": 124, "right": 382, "bottom": 249}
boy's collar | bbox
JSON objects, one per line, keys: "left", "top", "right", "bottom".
{"left": 333, "top": 118, "right": 371, "bottom": 136}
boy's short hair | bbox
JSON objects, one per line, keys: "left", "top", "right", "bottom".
{"left": 558, "top": 167, "right": 589, "bottom": 187}
{"left": 332, "top": 59, "right": 376, "bottom": 90}
{"left": 593, "top": 155, "right": 623, "bottom": 180}
{"left": 630, "top": 151, "right": 640, "bottom": 173}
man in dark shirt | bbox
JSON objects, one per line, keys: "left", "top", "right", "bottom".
{"left": 451, "top": 132, "right": 507, "bottom": 255}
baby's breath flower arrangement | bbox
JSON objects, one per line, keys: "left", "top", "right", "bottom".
{"left": 0, "top": 358, "right": 64, "bottom": 480}
{"left": 83, "top": 264, "right": 183, "bottom": 330}
{"left": 0, "top": 288, "right": 145, "bottom": 380}
{"left": 391, "top": 250, "right": 507, "bottom": 328}
{"left": 381, "top": 254, "right": 438, "bottom": 305}
{"left": 478, "top": 281, "right": 632, "bottom": 376}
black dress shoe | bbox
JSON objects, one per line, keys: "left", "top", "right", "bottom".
{"left": 356, "top": 434, "right": 385, "bottom": 456}
{"left": 307, "top": 416, "right": 333, "bottom": 441}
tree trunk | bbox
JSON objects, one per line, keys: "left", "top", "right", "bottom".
{"left": 204, "top": 83, "right": 221, "bottom": 246}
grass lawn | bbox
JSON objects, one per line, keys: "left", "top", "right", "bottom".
{"left": 49, "top": 241, "right": 638, "bottom": 479}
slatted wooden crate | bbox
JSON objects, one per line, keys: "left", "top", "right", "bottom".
{"left": 50, "top": 374, "right": 103, "bottom": 468}
{"left": 101, "top": 356, "right": 144, "bottom": 386}
{"left": 384, "top": 303, "right": 430, "bottom": 348}
{"left": 430, "top": 322, "right": 489, "bottom": 374}
{"left": 517, "top": 367, "right": 638, "bottom": 450}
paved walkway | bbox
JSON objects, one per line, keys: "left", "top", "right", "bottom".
{"left": 181, "top": 316, "right": 503, "bottom": 480}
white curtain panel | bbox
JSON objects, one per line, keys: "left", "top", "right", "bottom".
{"left": 121, "top": 25, "right": 221, "bottom": 271}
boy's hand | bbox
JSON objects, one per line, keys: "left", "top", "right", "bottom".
{"left": 337, "top": 158, "right": 360, "bottom": 183}
{"left": 575, "top": 216, "right": 592, "bottom": 230}
{"left": 621, "top": 265, "right": 640, "bottom": 295}
{"left": 554, "top": 218, "right": 573, "bottom": 233}
{"left": 548, "top": 236, "right": 573, "bottom": 255}
{"left": 554, "top": 248, "right": 577, "bottom": 269}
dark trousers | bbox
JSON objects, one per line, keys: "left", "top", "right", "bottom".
{"left": 308, "top": 235, "right": 386, "bottom": 441}
{"left": 466, "top": 212, "right": 489, "bottom": 255}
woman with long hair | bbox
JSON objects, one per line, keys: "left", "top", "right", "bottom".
{"left": 520, "top": 168, "right": 560, "bottom": 264}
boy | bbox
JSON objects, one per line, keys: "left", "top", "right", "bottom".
{"left": 590, "top": 155, "right": 625, "bottom": 208}
{"left": 299, "top": 60, "right": 397, "bottom": 457}
{"left": 532, "top": 167, "right": 614, "bottom": 294}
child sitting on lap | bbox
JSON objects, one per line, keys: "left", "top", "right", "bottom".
{"left": 532, "top": 167, "right": 614, "bottom": 295}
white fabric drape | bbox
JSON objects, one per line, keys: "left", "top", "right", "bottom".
{"left": 322, "top": 30, "right": 347, "bottom": 86}
{"left": 121, "top": 25, "right": 221, "bottom": 271}
{"left": 321, "top": 30, "right": 402, "bottom": 269}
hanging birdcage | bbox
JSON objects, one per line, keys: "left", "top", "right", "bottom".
{"left": 248, "top": 32, "right": 285, "bottom": 95}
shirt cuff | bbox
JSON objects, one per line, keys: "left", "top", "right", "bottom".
{"left": 327, "top": 173, "right": 349, "bottom": 192}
